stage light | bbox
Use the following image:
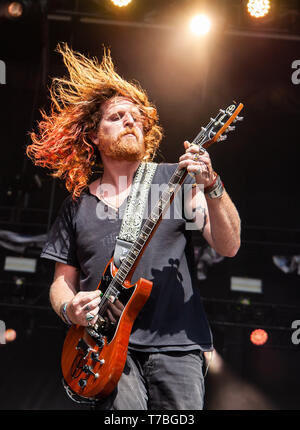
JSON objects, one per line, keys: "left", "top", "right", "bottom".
{"left": 189, "top": 14, "right": 212, "bottom": 36}
{"left": 7, "top": 1, "right": 23, "bottom": 18}
{"left": 5, "top": 329, "right": 17, "bottom": 343}
{"left": 247, "top": 0, "right": 271, "bottom": 19}
{"left": 250, "top": 328, "right": 268, "bottom": 346}
{"left": 110, "top": 0, "right": 132, "bottom": 7}
{"left": 0, "top": 1, "right": 24, "bottom": 19}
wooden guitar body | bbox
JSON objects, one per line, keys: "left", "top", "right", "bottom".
{"left": 61, "top": 258, "right": 152, "bottom": 400}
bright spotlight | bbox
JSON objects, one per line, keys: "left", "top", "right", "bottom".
{"left": 110, "top": 0, "right": 132, "bottom": 7}
{"left": 7, "top": 1, "right": 23, "bottom": 18}
{"left": 0, "top": 1, "right": 24, "bottom": 19}
{"left": 247, "top": 0, "right": 271, "bottom": 18}
{"left": 250, "top": 329, "right": 268, "bottom": 346}
{"left": 189, "top": 14, "right": 212, "bottom": 36}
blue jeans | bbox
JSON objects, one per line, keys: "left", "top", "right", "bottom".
{"left": 95, "top": 349, "right": 205, "bottom": 410}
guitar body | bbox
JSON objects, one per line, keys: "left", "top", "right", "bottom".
{"left": 61, "top": 258, "right": 152, "bottom": 400}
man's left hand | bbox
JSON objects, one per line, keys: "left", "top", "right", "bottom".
{"left": 178, "top": 141, "right": 216, "bottom": 188}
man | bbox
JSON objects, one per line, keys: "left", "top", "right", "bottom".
{"left": 27, "top": 44, "right": 240, "bottom": 410}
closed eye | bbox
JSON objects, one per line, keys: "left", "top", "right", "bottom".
{"left": 109, "top": 112, "right": 123, "bottom": 121}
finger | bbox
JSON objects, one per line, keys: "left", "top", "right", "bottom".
{"left": 183, "top": 141, "right": 190, "bottom": 150}
{"left": 187, "top": 164, "right": 203, "bottom": 175}
{"left": 87, "top": 315, "right": 99, "bottom": 327}
{"left": 179, "top": 158, "right": 201, "bottom": 170}
{"left": 106, "top": 308, "right": 117, "bottom": 324}
{"left": 83, "top": 295, "right": 102, "bottom": 312}
{"left": 187, "top": 162, "right": 210, "bottom": 175}
{"left": 85, "top": 307, "right": 100, "bottom": 325}
{"left": 74, "top": 289, "right": 102, "bottom": 307}
{"left": 179, "top": 151, "right": 195, "bottom": 162}
{"left": 113, "top": 299, "right": 124, "bottom": 311}
{"left": 185, "top": 144, "right": 201, "bottom": 154}
{"left": 186, "top": 145, "right": 207, "bottom": 157}
{"left": 107, "top": 301, "right": 122, "bottom": 318}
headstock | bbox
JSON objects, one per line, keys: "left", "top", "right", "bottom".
{"left": 192, "top": 102, "right": 244, "bottom": 150}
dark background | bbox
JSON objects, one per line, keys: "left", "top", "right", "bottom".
{"left": 0, "top": 0, "right": 300, "bottom": 410}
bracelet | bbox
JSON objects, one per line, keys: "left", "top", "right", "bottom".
{"left": 204, "top": 172, "right": 218, "bottom": 192}
{"left": 60, "top": 302, "right": 72, "bottom": 326}
{"left": 204, "top": 174, "right": 224, "bottom": 199}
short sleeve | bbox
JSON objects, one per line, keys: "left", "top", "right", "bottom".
{"left": 40, "top": 196, "right": 79, "bottom": 268}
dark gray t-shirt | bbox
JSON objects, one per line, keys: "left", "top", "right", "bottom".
{"left": 41, "top": 163, "right": 213, "bottom": 352}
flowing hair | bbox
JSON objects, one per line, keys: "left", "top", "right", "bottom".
{"left": 27, "top": 43, "right": 163, "bottom": 199}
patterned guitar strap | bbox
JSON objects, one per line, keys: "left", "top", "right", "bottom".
{"left": 113, "top": 162, "right": 157, "bottom": 268}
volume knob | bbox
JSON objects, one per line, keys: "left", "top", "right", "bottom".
{"left": 91, "top": 352, "right": 105, "bottom": 365}
{"left": 82, "top": 365, "right": 99, "bottom": 379}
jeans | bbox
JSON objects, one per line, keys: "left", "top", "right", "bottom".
{"left": 95, "top": 349, "right": 205, "bottom": 410}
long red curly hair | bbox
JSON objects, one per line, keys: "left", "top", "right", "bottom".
{"left": 27, "top": 43, "right": 163, "bottom": 199}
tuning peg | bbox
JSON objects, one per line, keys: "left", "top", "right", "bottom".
{"left": 217, "top": 135, "right": 227, "bottom": 142}
{"left": 233, "top": 116, "right": 244, "bottom": 123}
{"left": 227, "top": 125, "right": 236, "bottom": 131}
{"left": 219, "top": 109, "right": 225, "bottom": 114}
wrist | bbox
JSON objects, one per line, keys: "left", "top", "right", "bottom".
{"left": 204, "top": 171, "right": 218, "bottom": 190}
{"left": 204, "top": 173, "right": 224, "bottom": 199}
{"left": 60, "top": 301, "right": 72, "bottom": 325}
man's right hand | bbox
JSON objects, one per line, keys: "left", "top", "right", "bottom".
{"left": 65, "top": 289, "right": 102, "bottom": 326}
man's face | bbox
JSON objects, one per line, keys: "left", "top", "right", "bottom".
{"left": 95, "top": 97, "right": 145, "bottom": 161}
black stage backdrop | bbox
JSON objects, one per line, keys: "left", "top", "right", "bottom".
{"left": 0, "top": 0, "right": 300, "bottom": 410}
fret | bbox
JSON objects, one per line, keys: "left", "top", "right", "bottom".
{"left": 137, "top": 237, "right": 145, "bottom": 247}
{"left": 130, "top": 248, "right": 140, "bottom": 256}
{"left": 133, "top": 241, "right": 143, "bottom": 251}
{"left": 145, "top": 219, "right": 155, "bottom": 229}
{"left": 126, "top": 255, "right": 135, "bottom": 264}
{"left": 143, "top": 224, "right": 152, "bottom": 233}
{"left": 120, "top": 260, "right": 131, "bottom": 271}
{"left": 107, "top": 285, "right": 119, "bottom": 296}
{"left": 161, "top": 194, "right": 170, "bottom": 205}
{"left": 115, "top": 268, "right": 127, "bottom": 281}
{"left": 139, "top": 232, "right": 148, "bottom": 241}
{"left": 152, "top": 208, "right": 162, "bottom": 220}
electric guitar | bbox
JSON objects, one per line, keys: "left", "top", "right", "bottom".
{"left": 61, "top": 102, "right": 244, "bottom": 402}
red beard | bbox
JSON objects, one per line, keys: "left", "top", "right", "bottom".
{"left": 99, "top": 128, "right": 145, "bottom": 161}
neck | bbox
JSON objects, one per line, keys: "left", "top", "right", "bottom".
{"left": 100, "top": 155, "right": 142, "bottom": 190}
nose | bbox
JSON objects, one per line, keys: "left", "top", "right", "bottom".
{"left": 123, "top": 112, "right": 135, "bottom": 127}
